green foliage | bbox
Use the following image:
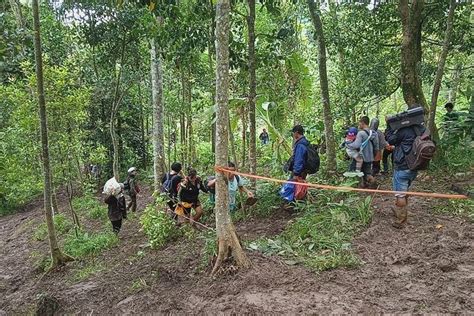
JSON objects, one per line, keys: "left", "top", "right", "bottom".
{"left": 33, "top": 213, "right": 73, "bottom": 241}
{"left": 140, "top": 202, "right": 180, "bottom": 249}
{"left": 432, "top": 198, "right": 474, "bottom": 222}
{"left": 72, "top": 194, "right": 106, "bottom": 221}
{"left": 197, "top": 229, "right": 217, "bottom": 271}
{"left": 249, "top": 193, "right": 373, "bottom": 272}
{"left": 64, "top": 230, "right": 118, "bottom": 258}
{"left": 431, "top": 143, "right": 474, "bottom": 174}
{"left": 70, "top": 261, "right": 105, "bottom": 282}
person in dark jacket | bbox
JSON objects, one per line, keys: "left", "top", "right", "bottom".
{"left": 125, "top": 167, "right": 139, "bottom": 212}
{"left": 176, "top": 168, "right": 208, "bottom": 224}
{"left": 281, "top": 125, "right": 309, "bottom": 202}
{"left": 161, "top": 162, "right": 183, "bottom": 213}
{"left": 104, "top": 183, "right": 127, "bottom": 234}
{"left": 386, "top": 122, "right": 424, "bottom": 228}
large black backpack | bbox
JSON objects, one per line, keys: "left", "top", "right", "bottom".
{"left": 406, "top": 126, "right": 436, "bottom": 171}
{"left": 306, "top": 144, "right": 320, "bottom": 174}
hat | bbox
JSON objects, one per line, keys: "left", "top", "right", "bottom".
{"left": 291, "top": 125, "right": 304, "bottom": 135}
{"left": 128, "top": 167, "right": 137, "bottom": 174}
{"left": 347, "top": 127, "right": 358, "bottom": 135}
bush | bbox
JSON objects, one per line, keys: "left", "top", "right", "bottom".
{"left": 248, "top": 192, "right": 373, "bottom": 272}
{"left": 33, "top": 213, "right": 73, "bottom": 241}
{"left": 140, "top": 202, "right": 180, "bottom": 249}
{"left": 72, "top": 194, "right": 106, "bottom": 220}
{"left": 64, "top": 230, "right": 118, "bottom": 258}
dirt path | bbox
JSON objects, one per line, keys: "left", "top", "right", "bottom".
{"left": 0, "top": 178, "right": 473, "bottom": 314}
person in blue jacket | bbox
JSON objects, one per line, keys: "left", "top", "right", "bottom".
{"left": 281, "top": 125, "right": 309, "bottom": 202}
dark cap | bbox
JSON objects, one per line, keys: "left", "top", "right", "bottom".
{"left": 291, "top": 125, "right": 304, "bottom": 135}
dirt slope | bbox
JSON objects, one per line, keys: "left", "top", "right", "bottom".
{"left": 0, "top": 178, "right": 473, "bottom": 314}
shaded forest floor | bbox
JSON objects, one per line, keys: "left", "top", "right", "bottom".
{"left": 1, "top": 174, "right": 473, "bottom": 314}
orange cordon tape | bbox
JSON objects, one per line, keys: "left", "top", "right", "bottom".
{"left": 214, "top": 167, "right": 469, "bottom": 200}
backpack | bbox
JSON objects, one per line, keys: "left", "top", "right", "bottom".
{"left": 305, "top": 144, "right": 320, "bottom": 174}
{"left": 123, "top": 179, "right": 130, "bottom": 191}
{"left": 161, "top": 173, "right": 174, "bottom": 193}
{"left": 406, "top": 126, "right": 436, "bottom": 171}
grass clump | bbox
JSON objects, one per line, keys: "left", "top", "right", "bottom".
{"left": 33, "top": 213, "right": 73, "bottom": 241}
{"left": 140, "top": 202, "right": 180, "bottom": 249}
{"left": 432, "top": 198, "right": 474, "bottom": 221}
{"left": 248, "top": 193, "right": 373, "bottom": 272}
{"left": 72, "top": 194, "right": 106, "bottom": 220}
{"left": 70, "top": 261, "right": 105, "bottom": 282}
{"left": 64, "top": 230, "right": 118, "bottom": 258}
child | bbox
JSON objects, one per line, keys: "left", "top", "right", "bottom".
{"left": 343, "top": 127, "right": 364, "bottom": 177}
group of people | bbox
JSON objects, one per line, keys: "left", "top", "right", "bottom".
{"left": 342, "top": 112, "right": 430, "bottom": 228}
{"left": 284, "top": 111, "right": 427, "bottom": 229}
{"left": 161, "top": 162, "right": 254, "bottom": 225}
{"left": 104, "top": 167, "right": 139, "bottom": 234}
{"left": 341, "top": 116, "right": 395, "bottom": 185}
{"left": 103, "top": 104, "right": 437, "bottom": 232}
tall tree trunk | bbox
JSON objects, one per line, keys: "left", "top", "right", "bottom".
{"left": 110, "top": 36, "right": 127, "bottom": 181}
{"left": 448, "top": 64, "right": 462, "bottom": 104}
{"left": 150, "top": 38, "right": 166, "bottom": 191}
{"left": 208, "top": 0, "right": 217, "bottom": 155}
{"left": 428, "top": 0, "right": 456, "bottom": 136}
{"left": 241, "top": 105, "right": 247, "bottom": 169}
{"left": 228, "top": 116, "right": 238, "bottom": 167}
{"left": 32, "top": 0, "right": 71, "bottom": 268}
{"left": 307, "top": 0, "right": 337, "bottom": 175}
{"left": 247, "top": 0, "right": 257, "bottom": 187}
{"left": 212, "top": 0, "right": 251, "bottom": 276}
{"left": 9, "top": 0, "right": 24, "bottom": 28}
{"left": 399, "top": 0, "right": 428, "bottom": 110}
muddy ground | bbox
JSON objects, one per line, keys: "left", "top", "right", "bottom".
{"left": 0, "top": 175, "right": 473, "bottom": 314}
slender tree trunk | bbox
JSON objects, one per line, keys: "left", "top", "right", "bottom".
{"left": 428, "top": 0, "right": 456, "bottom": 136}
{"left": 32, "top": 0, "right": 72, "bottom": 268}
{"left": 212, "top": 0, "right": 251, "bottom": 276}
{"left": 208, "top": 0, "right": 217, "bottom": 155}
{"left": 150, "top": 38, "right": 166, "bottom": 192}
{"left": 399, "top": 0, "right": 428, "bottom": 110}
{"left": 110, "top": 36, "right": 127, "bottom": 181}
{"left": 307, "top": 0, "right": 337, "bottom": 175}
{"left": 228, "top": 116, "right": 238, "bottom": 167}
{"left": 138, "top": 82, "right": 147, "bottom": 168}
{"left": 448, "top": 64, "right": 462, "bottom": 104}
{"left": 247, "top": 0, "right": 257, "bottom": 187}
{"left": 241, "top": 106, "right": 247, "bottom": 169}
{"left": 9, "top": 0, "right": 24, "bottom": 28}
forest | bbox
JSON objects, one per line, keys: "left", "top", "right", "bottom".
{"left": 0, "top": 0, "right": 473, "bottom": 314}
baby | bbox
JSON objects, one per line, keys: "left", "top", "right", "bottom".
{"left": 343, "top": 127, "right": 364, "bottom": 176}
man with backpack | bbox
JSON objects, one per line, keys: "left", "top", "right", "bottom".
{"left": 346, "top": 116, "right": 379, "bottom": 187}
{"left": 280, "top": 125, "right": 319, "bottom": 202}
{"left": 161, "top": 162, "right": 183, "bottom": 213}
{"left": 386, "top": 110, "right": 435, "bottom": 228}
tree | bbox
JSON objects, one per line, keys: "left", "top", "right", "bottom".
{"left": 428, "top": 0, "right": 457, "bottom": 136}
{"left": 32, "top": 0, "right": 72, "bottom": 268}
{"left": 247, "top": 0, "right": 257, "bottom": 187}
{"left": 307, "top": 0, "right": 336, "bottom": 174}
{"left": 212, "top": 0, "right": 251, "bottom": 275}
{"left": 150, "top": 33, "right": 166, "bottom": 192}
{"left": 399, "top": 0, "right": 428, "bottom": 110}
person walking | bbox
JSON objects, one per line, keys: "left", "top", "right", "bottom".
{"left": 104, "top": 183, "right": 127, "bottom": 234}
{"left": 346, "top": 116, "right": 379, "bottom": 187}
{"left": 125, "top": 167, "right": 139, "bottom": 213}
{"left": 386, "top": 120, "right": 425, "bottom": 228}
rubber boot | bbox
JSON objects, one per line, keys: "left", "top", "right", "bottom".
{"left": 392, "top": 197, "right": 408, "bottom": 228}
